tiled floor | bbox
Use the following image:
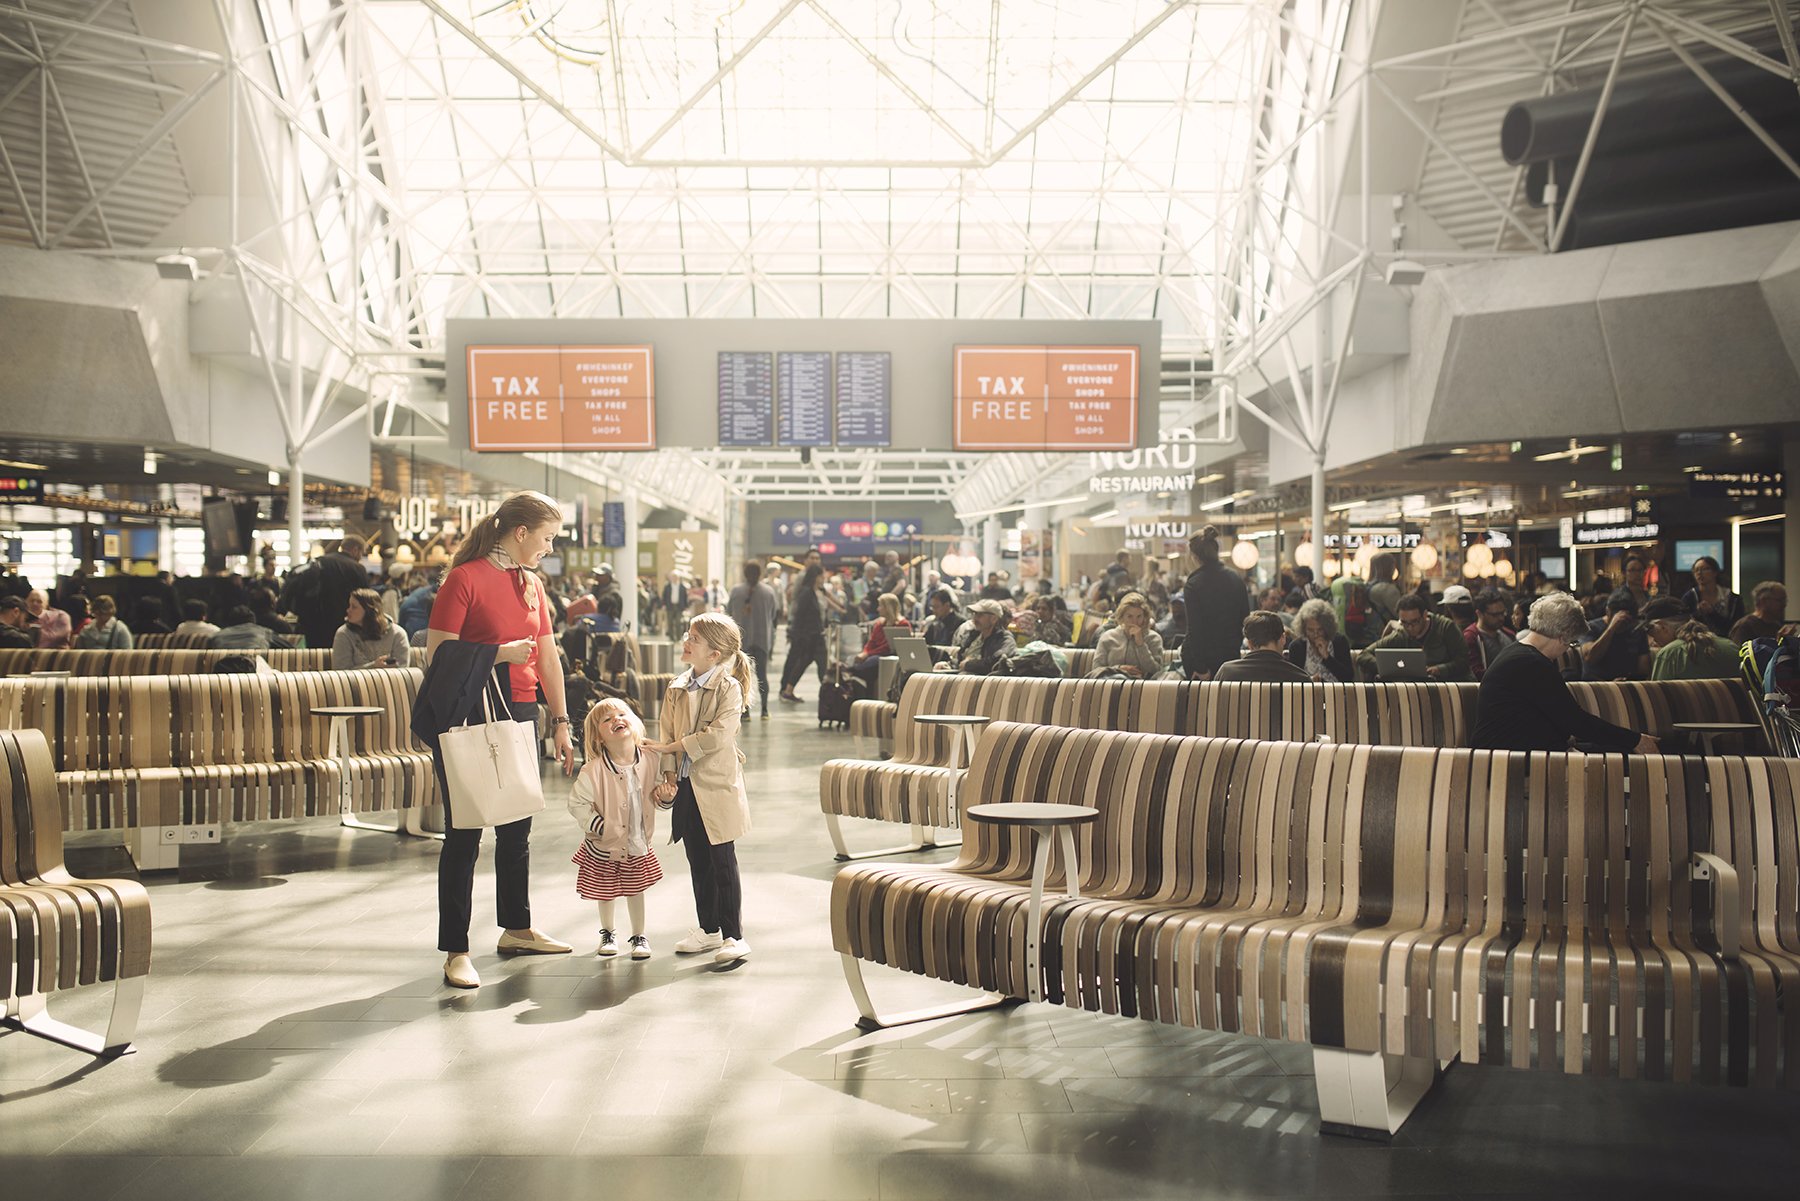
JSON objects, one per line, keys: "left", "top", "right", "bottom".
{"left": 3, "top": 662, "right": 1797, "bottom": 1199}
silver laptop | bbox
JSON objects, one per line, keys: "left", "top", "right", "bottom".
{"left": 891, "top": 635, "right": 934, "bottom": 678}
{"left": 1370, "top": 647, "right": 1427, "bottom": 682}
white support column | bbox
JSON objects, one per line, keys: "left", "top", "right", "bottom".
{"left": 287, "top": 458, "right": 305, "bottom": 571}
{"left": 1310, "top": 454, "right": 1327, "bottom": 579}
{"left": 619, "top": 492, "right": 640, "bottom": 634}
{"left": 1784, "top": 436, "right": 1800, "bottom": 603}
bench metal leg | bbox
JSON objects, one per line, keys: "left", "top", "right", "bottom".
{"left": 1312, "top": 1046, "right": 1452, "bottom": 1138}
{"left": 5, "top": 976, "right": 145, "bottom": 1058}
{"left": 402, "top": 805, "right": 447, "bottom": 842}
{"left": 826, "top": 812, "right": 932, "bottom": 861}
{"left": 840, "top": 953, "right": 1013, "bottom": 1031}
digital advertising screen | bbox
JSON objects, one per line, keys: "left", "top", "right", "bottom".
{"left": 466, "top": 345, "right": 656, "bottom": 451}
{"left": 952, "top": 345, "right": 1139, "bottom": 451}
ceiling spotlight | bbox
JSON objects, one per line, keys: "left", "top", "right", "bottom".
{"left": 1385, "top": 259, "right": 1427, "bottom": 286}
{"left": 155, "top": 253, "right": 198, "bottom": 281}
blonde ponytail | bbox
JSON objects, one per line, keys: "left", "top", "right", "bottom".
{"left": 728, "top": 649, "right": 753, "bottom": 708}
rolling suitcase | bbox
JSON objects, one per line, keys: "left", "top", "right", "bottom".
{"left": 817, "top": 666, "right": 863, "bottom": 730}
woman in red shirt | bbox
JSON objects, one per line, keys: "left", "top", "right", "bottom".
{"left": 426, "top": 492, "right": 576, "bottom": 989}
{"left": 849, "top": 592, "right": 910, "bottom": 689}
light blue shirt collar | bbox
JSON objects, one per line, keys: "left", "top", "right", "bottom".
{"left": 687, "top": 665, "right": 717, "bottom": 690}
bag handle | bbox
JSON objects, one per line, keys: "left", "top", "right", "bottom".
{"left": 472, "top": 667, "right": 509, "bottom": 726}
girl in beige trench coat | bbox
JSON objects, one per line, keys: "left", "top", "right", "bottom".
{"left": 644, "top": 613, "right": 755, "bottom": 964}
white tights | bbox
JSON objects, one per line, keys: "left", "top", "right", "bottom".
{"left": 599, "top": 894, "right": 646, "bottom": 936}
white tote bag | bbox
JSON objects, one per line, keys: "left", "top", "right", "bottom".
{"left": 438, "top": 674, "right": 545, "bottom": 829}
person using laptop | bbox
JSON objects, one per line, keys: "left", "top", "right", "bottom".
{"left": 1355, "top": 594, "right": 1471, "bottom": 682}
{"left": 1471, "top": 592, "right": 1656, "bottom": 754}
{"left": 1213, "top": 611, "right": 1310, "bottom": 683}
{"left": 849, "top": 592, "right": 910, "bottom": 689}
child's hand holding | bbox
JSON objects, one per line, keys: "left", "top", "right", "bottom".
{"left": 650, "top": 782, "right": 677, "bottom": 808}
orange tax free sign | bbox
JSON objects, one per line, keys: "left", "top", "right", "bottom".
{"left": 467, "top": 345, "right": 656, "bottom": 451}
{"left": 953, "top": 345, "right": 1139, "bottom": 451}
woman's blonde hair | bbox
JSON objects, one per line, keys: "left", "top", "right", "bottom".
{"left": 877, "top": 592, "right": 901, "bottom": 624}
{"left": 687, "top": 612, "right": 753, "bottom": 705}
{"left": 583, "top": 696, "right": 645, "bottom": 756}
{"left": 1113, "top": 591, "right": 1150, "bottom": 625}
{"left": 451, "top": 491, "right": 562, "bottom": 568}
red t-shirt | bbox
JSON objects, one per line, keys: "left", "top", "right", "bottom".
{"left": 429, "top": 560, "right": 553, "bottom": 701}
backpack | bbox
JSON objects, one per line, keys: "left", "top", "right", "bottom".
{"left": 1334, "top": 577, "right": 1376, "bottom": 647}
{"left": 1741, "top": 636, "right": 1800, "bottom": 706}
{"left": 994, "top": 647, "right": 1060, "bottom": 678}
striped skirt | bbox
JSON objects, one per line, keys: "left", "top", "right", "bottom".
{"left": 572, "top": 843, "right": 663, "bottom": 901}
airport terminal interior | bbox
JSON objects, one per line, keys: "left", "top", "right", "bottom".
{"left": 3, "top": 1, "right": 1800, "bottom": 1198}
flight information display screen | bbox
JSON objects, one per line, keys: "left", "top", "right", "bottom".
{"left": 952, "top": 345, "right": 1138, "bottom": 451}
{"left": 717, "top": 351, "right": 774, "bottom": 447}
{"left": 467, "top": 345, "right": 655, "bottom": 451}
{"left": 777, "top": 352, "right": 832, "bottom": 447}
{"left": 835, "top": 351, "right": 891, "bottom": 447}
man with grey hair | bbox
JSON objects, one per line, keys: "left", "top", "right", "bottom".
{"left": 1470, "top": 592, "right": 1656, "bottom": 754}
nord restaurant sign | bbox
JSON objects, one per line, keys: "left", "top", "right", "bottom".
{"left": 1088, "top": 428, "right": 1200, "bottom": 494}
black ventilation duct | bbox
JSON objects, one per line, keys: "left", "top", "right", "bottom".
{"left": 1501, "top": 37, "right": 1800, "bottom": 251}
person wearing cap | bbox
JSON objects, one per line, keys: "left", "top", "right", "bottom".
{"left": 1437, "top": 583, "right": 1477, "bottom": 634}
{"left": 944, "top": 599, "right": 1016, "bottom": 674}
{"left": 0, "top": 596, "right": 35, "bottom": 648}
{"left": 1355, "top": 593, "right": 1472, "bottom": 682}
{"left": 566, "top": 566, "right": 616, "bottom": 622}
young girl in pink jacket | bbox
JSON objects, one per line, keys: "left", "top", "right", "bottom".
{"left": 568, "top": 698, "right": 674, "bottom": 958}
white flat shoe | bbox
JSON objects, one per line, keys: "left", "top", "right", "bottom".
{"left": 673, "top": 927, "right": 723, "bottom": 954}
{"left": 444, "top": 954, "right": 480, "bottom": 989}
{"left": 497, "top": 930, "right": 573, "bottom": 955}
{"left": 714, "top": 938, "right": 751, "bottom": 964}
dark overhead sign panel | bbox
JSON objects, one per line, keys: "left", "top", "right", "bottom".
{"left": 1689, "top": 470, "right": 1783, "bottom": 501}
{"left": 718, "top": 351, "right": 774, "bottom": 447}
{"left": 835, "top": 351, "right": 892, "bottom": 448}
{"left": 777, "top": 352, "right": 832, "bottom": 447}
{"left": 0, "top": 476, "right": 44, "bottom": 503}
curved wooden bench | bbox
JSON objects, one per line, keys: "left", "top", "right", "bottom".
{"left": 832, "top": 721, "right": 1800, "bottom": 1135}
{"left": 133, "top": 632, "right": 212, "bottom": 650}
{"left": 0, "top": 648, "right": 333, "bottom": 676}
{"left": 823, "top": 676, "right": 1480, "bottom": 858}
{"left": 846, "top": 646, "right": 1180, "bottom": 757}
{"left": 0, "top": 668, "right": 435, "bottom": 868}
{"left": 1, "top": 728, "right": 151, "bottom": 1057}
{"left": 822, "top": 676, "right": 1765, "bottom": 860}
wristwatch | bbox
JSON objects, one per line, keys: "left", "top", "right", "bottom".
{"left": 549, "top": 715, "right": 572, "bottom": 726}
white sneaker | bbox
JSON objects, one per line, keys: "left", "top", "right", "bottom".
{"left": 714, "top": 938, "right": 751, "bottom": 964}
{"left": 628, "top": 935, "right": 651, "bottom": 960}
{"left": 673, "top": 927, "right": 723, "bottom": 954}
{"left": 597, "top": 929, "right": 619, "bottom": 957}
{"left": 444, "top": 954, "right": 480, "bottom": 989}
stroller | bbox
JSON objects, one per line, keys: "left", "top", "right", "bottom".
{"left": 1739, "top": 636, "right": 1800, "bottom": 757}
